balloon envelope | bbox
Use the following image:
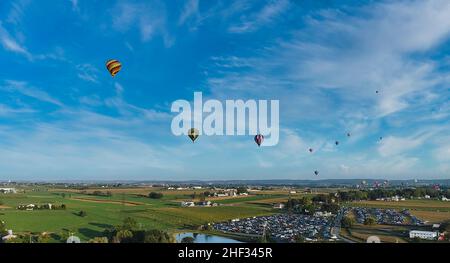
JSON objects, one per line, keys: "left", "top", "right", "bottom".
{"left": 254, "top": 134, "right": 264, "bottom": 147}
{"left": 188, "top": 128, "right": 199, "bottom": 142}
{"left": 106, "top": 59, "right": 122, "bottom": 77}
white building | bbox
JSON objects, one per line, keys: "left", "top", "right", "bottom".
{"left": 273, "top": 203, "right": 285, "bottom": 209}
{"left": 181, "top": 201, "right": 195, "bottom": 207}
{"left": 409, "top": 230, "right": 438, "bottom": 240}
{"left": 1, "top": 230, "right": 17, "bottom": 241}
{"left": 0, "top": 188, "right": 17, "bottom": 194}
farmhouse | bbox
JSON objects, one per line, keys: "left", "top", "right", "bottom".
{"left": 273, "top": 203, "right": 285, "bottom": 209}
{"left": 181, "top": 201, "right": 195, "bottom": 207}
{"left": 0, "top": 188, "right": 17, "bottom": 194}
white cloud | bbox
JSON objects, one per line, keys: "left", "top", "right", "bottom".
{"left": 0, "top": 22, "right": 32, "bottom": 60}
{"left": 228, "top": 0, "right": 290, "bottom": 33}
{"left": 6, "top": 0, "right": 30, "bottom": 25}
{"left": 70, "top": 0, "right": 79, "bottom": 12}
{"left": 76, "top": 64, "right": 99, "bottom": 83}
{"left": 377, "top": 132, "right": 434, "bottom": 157}
{"left": 111, "top": 1, "right": 173, "bottom": 47}
{"left": 178, "top": 0, "right": 199, "bottom": 26}
{"left": 0, "top": 104, "right": 35, "bottom": 116}
{"left": 2, "top": 80, "right": 63, "bottom": 106}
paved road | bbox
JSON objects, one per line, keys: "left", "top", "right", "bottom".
{"left": 332, "top": 208, "right": 356, "bottom": 243}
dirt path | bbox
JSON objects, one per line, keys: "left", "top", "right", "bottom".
{"left": 69, "top": 197, "right": 143, "bottom": 206}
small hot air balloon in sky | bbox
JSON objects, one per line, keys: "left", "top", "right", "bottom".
{"left": 309, "top": 148, "right": 313, "bottom": 153}
{"left": 379, "top": 136, "right": 383, "bottom": 141}
{"left": 188, "top": 128, "right": 199, "bottom": 143}
{"left": 314, "top": 170, "right": 319, "bottom": 176}
{"left": 106, "top": 59, "right": 122, "bottom": 77}
{"left": 335, "top": 141, "right": 339, "bottom": 146}
{"left": 347, "top": 132, "right": 351, "bottom": 137}
{"left": 376, "top": 90, "right": 379, "bottom": 94}
{"left": 254, "top": 134, "right": 264, "bottom": 147}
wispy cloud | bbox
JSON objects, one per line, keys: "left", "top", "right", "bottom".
{"left": 228, "top": 0, "right": 290, "bottom": 33}
{"left": 70, "top": 0, "right": 79, "bottom": 12}
{"left": 178, "top": 0, "right": 199, "bottom": 26}
{"left": 0, "top": 22, "right": 32, "bottom": 60}
{"left": 111, "top": 1, "right": 174, "bottom": 47}
{"left": 6, "top": 0, "right": 30, "bottom": 25}
{"left": 0, "top": 104, "right": 35, "bottom": 117}
{"left": 76, "top": 64, "right": 99, "bottom": 83}
{"left": 2, "top": 80, "right": 63, "bottom": 107}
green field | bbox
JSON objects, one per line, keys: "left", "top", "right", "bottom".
{"left": 0, "top": 189, "right": 278, "bottom": 241}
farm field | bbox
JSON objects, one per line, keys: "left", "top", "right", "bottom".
{"left": 0, "top": 188, "right": 280, "bottom": 241}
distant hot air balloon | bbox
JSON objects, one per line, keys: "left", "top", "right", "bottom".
{"left": 106, "top": 59, "right": 122, "bottom": 77}
{"left": 188, "top": 128, "right": 199, "bottom": 143}
{"left": 379, "top": 136, "right": 383, "bottom": 141}
{"left": 347, "top": 133, "right": 351, "bottom": 137}
{"left": 314, "top": 171, "right": 319, "bottom": 176}
{"left": 335, "top": 141, "right": 339, "bottom": 146}
{"left": 254, "top": 134, "right": 264, "bottom": 147}
{"left": 309, "top": 148, "right": 313, "bottom": 153}
{"left": 376, "top": 90, "right": 379, "bottom": 94}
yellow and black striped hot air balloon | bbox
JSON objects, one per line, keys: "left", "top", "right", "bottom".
{"left": 106, "top": 59, "right": 122, "bottom": 77}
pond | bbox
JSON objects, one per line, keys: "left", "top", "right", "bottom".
{"left": 176, "top": 232, "right": 243, "bottom": 243}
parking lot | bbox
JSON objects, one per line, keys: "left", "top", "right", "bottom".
{"left": 213, "top": 214, "right": 335, "bottom": 242}
{"left": 351, "top": 207, "right": 424, "bottom": 225}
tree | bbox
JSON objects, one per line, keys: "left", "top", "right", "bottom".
{"left": 0, "top": 220, "right": 7, "bottom": 236}
{"left": 115, "top": 229, "right": 133, "bottom": 243}
{"left": 122, "top": 217, "right": 138, "bottom": 230}
{"left": 364, "top": 217, "right": 376, "bottom": 225}
{"left": 294, "top": 234, "right": 305, "bottom": 243}
{"left": 236, "top": 187, "right": 248, "bottom": 195}
{"left": 37, "top": 232, "right": 51, "bottom": 243}
{"left": 144, "top": 229, "right": 174, "bottom": 243}
{"left": 148, "top": 192, "right": 163, "bottom": 199}
{"left": 180, "top": 236, "right": 195, "bottom": 243}
{"left": 61, "top": 193, "right": 66, "bottom": 199}
{"left": 78, "top": 210, "right": 87, "bottom": 217}
{"left": 341, "top": 216, "right": 354, "bottom": 228}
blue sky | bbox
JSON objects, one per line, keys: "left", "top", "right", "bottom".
{"left": 0, "top": 0, "right": 449, "bottom": 181}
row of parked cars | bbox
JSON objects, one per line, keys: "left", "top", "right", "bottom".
{"left": 213, "top": 213, "right": 334, "bottom": 242}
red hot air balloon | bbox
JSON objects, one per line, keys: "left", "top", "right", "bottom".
{"left": 254, "top": 134, "right": 264, "bottom": 147}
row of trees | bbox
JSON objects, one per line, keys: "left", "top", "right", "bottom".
{"left": 148, "top": 192, "right": 164, "bottom": 199}
{"left": 17, "top": 204, "right": 66, "bottom": 210}
{"left": 103, "top": 217, "right": 174, "bottom": 243}
{"left": 335, "top": 187, "right": 449, "bottom": 202}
